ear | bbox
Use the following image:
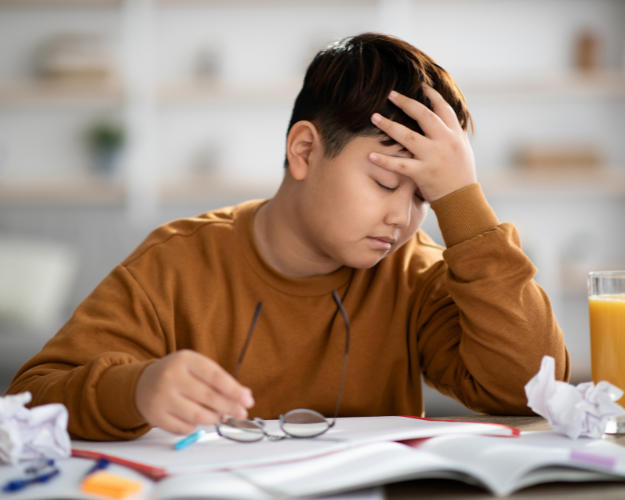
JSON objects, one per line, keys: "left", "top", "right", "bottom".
{"left": 285, "top": 121, "right": 322, "bottom": 181}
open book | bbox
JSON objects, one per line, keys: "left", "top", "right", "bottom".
{"left": 9, "top": 418, "right": 625, "bottom": 498}
{"left": 71, "top": 416, "right": 518, "bottom": 478}
{"left": 153, "top": 430, "right": 625, "bottom": 499}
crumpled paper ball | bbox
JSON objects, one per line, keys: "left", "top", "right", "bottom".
{"left": 525, "top": 355, "right": 625, "bottom": 439}
{"left": 0, "top": 391, "right": 71, "bottom": 464}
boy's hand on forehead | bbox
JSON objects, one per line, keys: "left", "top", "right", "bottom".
{"left": 369, "top": 86, "right": 476, "bottom": 203}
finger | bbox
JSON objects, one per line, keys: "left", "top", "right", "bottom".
{"left": 188, "top": 356, "right": 255, "bottom": 409}
{"left": 369, "top": 151, "right": 422, "bottom": 177}
{"left": 181, "top": 377, "right": 248, "bottom": 420}
{"left": 420, "top": 85, "right": 463, "bottom": 132}
{"left": 386, "top": 90, "right": 447, "bottom": 138}
{"left": 160, "top": 412, "right": 197, "bottom": 435}
{"left": 371, "top": 112, "right": 429, "bottom": 153}
{"left": 173, "top": 392, "right": 222, "bottom": 427}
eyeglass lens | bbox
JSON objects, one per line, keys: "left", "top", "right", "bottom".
{"left": 217, "top": 416, "right": 265, "bottom": 442}
{"left": 281, "top": 409, "right": 330, "bottom": 437}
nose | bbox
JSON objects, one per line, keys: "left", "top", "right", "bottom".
{"left": 384, "top": 193, "right": 412, "bottom": 229}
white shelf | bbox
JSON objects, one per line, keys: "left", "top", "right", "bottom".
{"left": 0, "top": 0, "right": 369, "bottom": 6}
{"left": 0, "top": 81, "right": 124, "bottom": 108}
{"left": 165, "top": 169, "right": 625, "bottom": 203}
{"left": 158, "top": 79, "right": 301, "bottom": 105}
{"left": 159, "top": 174, "right": 278, "bottom": 202}
{"left": 1, "top": 72, "right": 624, "bottom": 109}
{"left": 0, "top": 175, "right": 274, "bottom": 205}
{"left": 0, "top": 178, "right": 126, "bottom": 206}
{"left": 3, "top": 169, "right": 624, "bottom": 206}
{"left": 480, "top": 168, "right": 625, "bottom": 198}
{"left": 0, "top": 79, "right": 299, "bottom": 108}
{"left": 0, "top": 0, "right": 121, "bottom": 6}
{"left": 159, "top": 72, "right": 625, "bottom": 105}
{"left": 157, "top": 0, "right": 373, "bottom": 4}
{"left": 461, "top": 71, "right": 625, "bottom": 98}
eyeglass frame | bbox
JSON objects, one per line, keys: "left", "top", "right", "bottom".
{"left": 215, "top": 289, "right": 350, "bottom": 442}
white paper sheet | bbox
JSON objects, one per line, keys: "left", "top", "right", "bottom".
{"left": 525, "top": 356, "right": 625, "bottom": 438}
{"left": 0, "top": 457, "right": 383, "bottom": 500}
{"left": 0, "top": 392, "right": 71, "bottom": 465}
{"left": 71, "top": 415, "right": 517, "bottom": 475}
{"left": 235, "top": 430, "right": 625, "bottom": 498}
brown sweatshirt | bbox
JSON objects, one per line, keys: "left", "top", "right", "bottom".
{"left": 7, "top": 184, "right": 570, "bottom": 441}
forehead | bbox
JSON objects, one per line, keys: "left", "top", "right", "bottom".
{"left": 340, "top": 134, "right": 412, "bottom": 158}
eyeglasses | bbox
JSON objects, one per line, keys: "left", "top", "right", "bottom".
{"left": 216, "top": 289, "right": 350, "bottom": 442}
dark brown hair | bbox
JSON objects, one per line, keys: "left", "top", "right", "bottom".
{"left": 284, "top": 33, "right": 473, "bottom": 167}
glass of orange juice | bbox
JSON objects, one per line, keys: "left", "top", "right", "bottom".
{"left": 589, "top": 271, "right": 625, "bottom": 433}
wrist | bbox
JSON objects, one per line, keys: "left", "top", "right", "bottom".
{"left": 430, "top": 183, "right": 499, "bottom": 247}
{"left": 427, "top": 173, "right": 477, "bottom": 203}
{"left": 100, "top": 360, "right": 155, "bottom": 431}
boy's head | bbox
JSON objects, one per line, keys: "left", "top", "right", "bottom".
{"left": 285, "top": 32, "right": 472, "bottom": 167}
{"left": 279, "top": 33, "right": 472, "bottom": 271}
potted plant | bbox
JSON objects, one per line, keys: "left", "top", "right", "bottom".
{"left": 86, "top": 121, "right": 125, "bottom": 175}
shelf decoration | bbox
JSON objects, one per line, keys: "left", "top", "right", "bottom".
{"left": 574, "top": 29, "right": 602, "bottom": 74}
{"left": 195, "top": 45, "right": 221, "bottom": 82}
{"left": 36, "top": 34, "right": 117, "bottom": 84}
{"left": 86, "top": 120, "right": 125, "bottom": 176}
{"left": 514, "top": 143, "right": 603, "bottom": 174}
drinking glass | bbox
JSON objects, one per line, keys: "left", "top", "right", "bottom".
{"left": 588, "top": 271, "right": 625, "bottom": 433}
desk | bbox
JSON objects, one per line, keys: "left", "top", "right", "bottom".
{"left": 386, "top": 415, "right": 625, "bottom": 499}
{"left": 3, "top": 416, "right": 625, "bottom": 499}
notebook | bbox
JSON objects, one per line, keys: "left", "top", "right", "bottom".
{"left": 158, "top": 431, "right": 625, "bottom": 498}
{"left": 71, "top": 416, "right": 519, "bottom": 479}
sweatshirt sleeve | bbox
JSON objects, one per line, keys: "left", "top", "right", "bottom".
{"left": 6, "top": 265, "right": 166, "bottom": 440}
{"left": 416, "top": 183, "right": 570, "bottom": 415}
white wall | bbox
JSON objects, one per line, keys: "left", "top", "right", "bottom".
{"left": 1, "top": 0, "right": 623, "bottom": 180}
{"left": 1, "top": 0, "right": 624, "bottom": 413}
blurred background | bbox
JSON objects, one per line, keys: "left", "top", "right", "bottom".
{"left": 0, "top": 0, "right": 624, "bottom": 417}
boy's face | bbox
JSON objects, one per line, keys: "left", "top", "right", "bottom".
{"left": 296, "top": 135, "right": 428, "bottom": 270}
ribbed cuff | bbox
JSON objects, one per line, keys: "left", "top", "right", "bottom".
{"left": 98, "top": 360, "right": 155, "bottom": 431}
{"left": 430, "top": 183, "right": 499, "bottom": 248}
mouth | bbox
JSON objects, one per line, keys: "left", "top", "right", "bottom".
{"left": 367, "top": 236, "right": 396, "bottom": 251}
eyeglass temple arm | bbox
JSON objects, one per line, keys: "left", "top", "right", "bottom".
{"left": 330, "top": 289, "right": 350, "bottom": 426}
{"left": 233, "top": 301, "right": 264, "bottom": 380}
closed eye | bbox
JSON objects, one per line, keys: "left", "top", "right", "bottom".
{"left": 375, "top": 180, "right": 398, "bottom": 192}
{"left": 414, "top": 191, "right": 426, "bottom": 202}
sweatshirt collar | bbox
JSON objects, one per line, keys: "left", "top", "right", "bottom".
{"left": 235, "top": 199, "right": 354, "bottom": 297}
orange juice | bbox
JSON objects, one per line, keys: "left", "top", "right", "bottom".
{"left": 589, "top": 294, "right": 625, "bottom": 406}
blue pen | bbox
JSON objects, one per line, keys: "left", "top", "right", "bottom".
{"left": 84, "top": 457, "right": 110, "bottom": 477}
{"left": 24, "top": 459, "right": 55, "bottom": 476}
{"left": 2, "top": 465, "right": 60, "bottom": 493}
{"left": 174, "top": 429, "right": 206, "bottom": 450}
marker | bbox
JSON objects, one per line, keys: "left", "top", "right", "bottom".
{"left": 24, "top": 459, "right": 55, "bottom": 476}
{"left": 84, "top": 458, "right": 110, "bottom": 477}
{"left": 174, "top": 429, "right": 206, "bottom": 450}
{"left": 2, "top": 467, "right": 60, "bottom": 492}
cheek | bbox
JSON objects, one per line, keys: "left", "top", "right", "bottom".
{"left": 315, "top": 176, "right": 379, "bottom": 236}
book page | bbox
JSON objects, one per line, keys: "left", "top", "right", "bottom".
{"left": 71, "top": 416, "right": 517, "bottom": 476}
{"left": 156, "top": 469, "right": 385, "bottom": 500}
{"left": 417, "top": 431, "right": 625, "bottom": 496}
{"left": 232, "top": 441, "right": 485, "bottom": 498}
{"left": 227, "top": 431, "right": 625, "bottom": 498}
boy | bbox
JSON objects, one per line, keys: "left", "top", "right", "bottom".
{"left": 8, "top": 33, "right": 569, "bottom": 441}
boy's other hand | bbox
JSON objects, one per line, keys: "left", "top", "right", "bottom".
{"left": 135, "top": 350, "right": 254, "bottom": 435}
{"left": 369, "top": 86, "right": 477, "bottom": 203}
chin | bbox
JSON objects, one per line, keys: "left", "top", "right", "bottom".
{"left": 340, "top": 252, "right": 386, "bottom": 270}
